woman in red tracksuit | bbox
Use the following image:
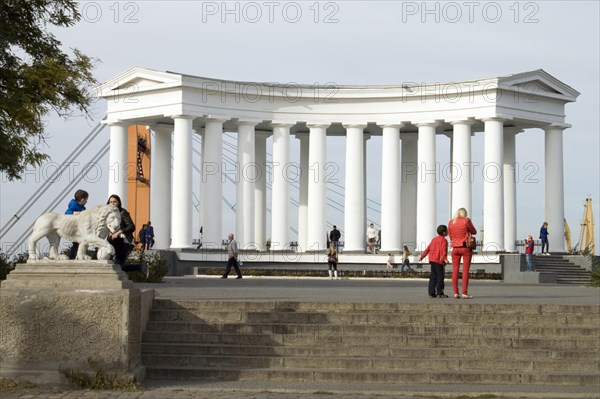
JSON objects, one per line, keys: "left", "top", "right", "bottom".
{"left": 448, "top": 207, "right": 477, "bottom": 299}
{"left": 420, "top": 225, "right": 449, "bottom": 298}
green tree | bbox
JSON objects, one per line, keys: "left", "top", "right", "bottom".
{"left": 0, "top": 0, "right": 97, "bottom": 180}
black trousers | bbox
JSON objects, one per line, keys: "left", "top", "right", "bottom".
{"left": 68, "top": 242, "right": 79, "bottom": 260}
{"left": 428, "top": 262, "right": 445, "bottom": 296}
{"left": 108, "top": 237, "right": 133, "bottom": 266}
{"left": 541, "top": 238, "right": 549, "bottom": 253}
{"left": 223, "top": 257, "right": 242, "bottom": 277}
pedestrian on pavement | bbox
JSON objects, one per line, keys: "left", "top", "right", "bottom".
{"left": 221, "top": 233, "right": 242, "bottom": 279}
{"left": 366, "top": 223, "right": 377, "bottom": 254}
{"left": 420, "top": 225, "right": 449, "bottom": 298}
{"left": 401, "top": 245, "right": 414, "bottom": 273}
{"left": 329, "top": 225, "right": 341, "bottom": 252}
{"left": 539, "top": 222, "right": 549, "bottom": 254}
{"left": 144, "top": 221, "right": 155, "bottom": 250}
{"left": 326, "top": 243, "right": 339, "bottom": 279}
{"left": 524, "top": 235, "right": 535, "bottom": 271}
{"left": 138, "top": 224, "right": 147, "bottom": 250}
{"left": 386, "top": 253, "right": 394, "bottom": 270}
{"left": 448, "top": 207, "right": 477, "bottom": 299}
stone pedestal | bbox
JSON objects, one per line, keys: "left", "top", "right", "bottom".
{"left": 0, "top": 261, "right": 148, "bottom": 384}
{"left": 501, "top": 254, "right": 557, "bottom": 284}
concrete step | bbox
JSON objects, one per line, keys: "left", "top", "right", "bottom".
{"left": 142, "top": 330, "right": 599, "bottom": 350}
{"left": 534, "top": 268, "right": 589, "bottom": 273}
{"left": 553, "top": 279, "right": 593, "bottom": 283}
{"left": 144, "top": 366, "right": 600, "bottom": 386}
{"left": 141, "top": 342, "right": 600, "bottom": 361}
{"left": 151, "top": 300, "right": 600, "bottom": 314}
{"left": 144, "top": 320, "right": 599, "bottom": 336}
{"left": 148, "top": 309, "right": 600, "bottom": 327}
{"left": 532, "top": 256, "right": 592, "bottom": 284}
{"left": 141, "top": 300, "right": 600, "bottom": 387}
{"left": 141, "top": 353, "right": 599, "bottom": 373}
{"left": 533, "top": 266, "right": 589, "bottom": 272}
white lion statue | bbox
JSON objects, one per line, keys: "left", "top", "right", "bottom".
{"left": 28, "top": 205, "right": 121, "bottom": 261}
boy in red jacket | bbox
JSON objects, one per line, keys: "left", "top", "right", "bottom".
{"left": 420, "top": 225, "right": 449, "bottom": 298}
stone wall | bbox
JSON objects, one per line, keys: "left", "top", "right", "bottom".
{"left": 0, "top": 261, "right": 152, "bottom": 384}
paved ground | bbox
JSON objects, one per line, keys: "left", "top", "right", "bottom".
{"left": 2, "top": 277, "right": 599, "bottom": 399}
{"left": 140, "top": 275, "right": 600, "bottom": 305}
{"left": 2, "top": 383, "right": 599, "bottom": 399}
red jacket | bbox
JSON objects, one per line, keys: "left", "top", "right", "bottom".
{"left": 420, "top": 235, "right": 448, "bottom": 265}
{"left": 448, "top": 217, "right": 477, "bottom": 248}
{"left": 525, "top": 238, "right": 534, "bottom": 254}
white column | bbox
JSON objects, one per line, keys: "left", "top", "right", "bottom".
{"left": 482, "top": 118, "right": 505, "bottom": 251}
{"left": 198, "top": 129, "right": 205, "bottom": 241}
{"left": 296, "top": 133, "right": 310, "bottom": 252}
{"left": 170, "top": 115, "right": 194, "bottom": 248}
{"left": 236, "top": 122, "right": 257, "bottom": 249}
{"left": 307, "top": 124, "right": 328, "bottom": 250}
{"left": 149, "top": 124, "right": 172, "bottom": 249}
{"left": 416, "top": 122, "right": 438, "bottom": 250}
{"left": 363, "top": 135, "right": 370, "bottom": 233}
{"left": 401, "top": 133, "right": 418, "bottom": 248}
{"left": 503, "top": 127, "right": 520, "bottom": 252}
{"left": 343, "top": 125, "right": 366, "bottom": 252}
{"left": 271, "top": 124, "right": 291, "bottom": 250}
{"left": 450, "top": 120, "right": 474, "bottom": 217}
{"left": 545, "top": 125, "right": 567, "bottom": 253}
{"left": 449, "top": 135, "right": 454, "bottom": 220}
{"left": 202, "top": 118, "right": 225, "bottom": 249}
{"left": 108, "top": 123, "right": 129, "bottom": 206}
{"left": 254, "top": 132, "right": 269, "bottom": 251}
{"left": 380, "top": 124, "right": 402, "bottom": 252}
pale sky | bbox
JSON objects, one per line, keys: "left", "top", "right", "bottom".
{"left": 1, "top": 1, "right": 599, "bottom": 254}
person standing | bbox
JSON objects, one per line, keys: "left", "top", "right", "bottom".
{"left": 420, "top": 225, "right": 449, "bottom": 298}
{"left": 539, "top": 222, "right": 549, "bottom": 254}
{"left": 221, "top": 233, "right": 242, "bottom": 279}
{"left": 329, "top": 225, "right": 341, "bottom": 252}
{"left": 107, "top": 194, "right": 136, "bottom": 267}
{"left": 144, "top": 221, "right": 155, "bottom": 250}
{"left": 65, "top": 189, "right": 89, "bottom": 260}
{"left": 366, "top": 223, "right": 377, "bottom": 254}
{"left": 524, "top": 235, "right": 535, "bottom": 271}
{"left": 138, "top": 224, "right": 147, "bottom": 251}
{"left": 401, "top": 245, "right": 414, "bottom": 273}
{"left": 448, "top": 207, "right": 477, "bottom": 299}
{"left": 326, "top": 243, "right": 339, "bottom": 279}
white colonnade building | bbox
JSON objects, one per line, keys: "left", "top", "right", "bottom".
{"left": 97, "top": 68, "right": 579, "bottom": 253}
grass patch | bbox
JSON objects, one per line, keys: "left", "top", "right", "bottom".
{"left": 60, "top": 360, "right": 143, "bottom": 391}
{"left": 0, "top": 378, "right": 37, "bottom": 390}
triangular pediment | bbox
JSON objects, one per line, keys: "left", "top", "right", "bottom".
{"left": 515, "top": 79, "right": 560, "bottom": 94}
{"left": 97, "top": 67, "right": 182, "bottom": 97}
{"left": 498, "top": 69, "right": 580, "bottom": 101}
{"left": 112, "top": 77, "right": 165, "bottom": 90}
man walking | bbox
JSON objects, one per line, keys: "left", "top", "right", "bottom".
{"left": 222, "top": 233, "right": 242, "bottom": 279}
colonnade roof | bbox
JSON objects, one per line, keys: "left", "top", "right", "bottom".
{"left": 97, "top": 67, "right": 579, "bottom": 131}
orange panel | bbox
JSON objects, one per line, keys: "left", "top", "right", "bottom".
{"left": 127, "top": 125, "right": 151, "bottom": 243}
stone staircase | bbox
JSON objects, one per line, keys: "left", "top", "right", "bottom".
{"left": 142, "top": 300, "right": 599, "bottom": 389}
{"left": 533, "top": 255, "right": 592, "bottom": 285}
